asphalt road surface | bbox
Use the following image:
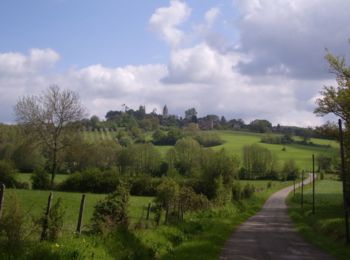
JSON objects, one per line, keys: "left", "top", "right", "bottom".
{"left": 220, "top": 175, "right": 334, "bottom": 260}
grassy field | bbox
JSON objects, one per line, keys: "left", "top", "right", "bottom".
{"left": 81, "top": 129, "right": 337, "bottom": 170}
{"left": 15, "top": 173, "right": 69, "bottom": 188}
{"left": 212, "top": 131, "right": 337, "bottom": 170}
{"left": 287, "top": 177, "right": 350, "bottom": 259}
{"left": 4, "top": 189, "right": 153, "bottom": 237}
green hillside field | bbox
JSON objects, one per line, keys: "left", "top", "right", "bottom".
{"left": 82, "top": 130, "right": 338, "bottom": 170}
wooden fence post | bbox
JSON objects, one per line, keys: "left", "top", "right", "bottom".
{"left": 146, "top": 203, "right": 151, "bottom": 220}
{"left": 0, "top": 183, "right": 5, "bottom": 219}
{"left": 76, "top": 194, "right": 86, "bottom": 234}
{"left": 40, "top": 192, "right": 53, "bottom": 241}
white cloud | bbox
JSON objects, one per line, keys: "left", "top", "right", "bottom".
{"left": 205, "top": 7, "right": 220, "bottom": 27}
{"left": 2, "top": 0, "right": 349, "bottom": 127}
{"left": 235, "top": 0, "right": 350, "bottom": 79}
{"left": 149, "top": 0, "right": 191, "bottom": 48}
{"left": 0, "top": 48, "right": 59, "bottom": 76}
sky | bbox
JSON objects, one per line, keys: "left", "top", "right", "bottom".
{"left": 0, "top": 0, "right": 349, "bottom": 126}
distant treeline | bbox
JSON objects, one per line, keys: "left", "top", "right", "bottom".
{"left": 78, "top": 105, "right": 336, "bottom": 140}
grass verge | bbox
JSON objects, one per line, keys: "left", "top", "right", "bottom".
{"left": 287, "top": 177, "right": 350, "bottom": 259}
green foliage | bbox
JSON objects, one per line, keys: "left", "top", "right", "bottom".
{"left": 91, "top": 181, "right": 130, "bottom": 234}
{"left": 31, "top": 168, "right": 51, "bottom": 190}
{"left": 130, "top": 176, "right": 161, "bottom": 196}
{"left": 155, "top": 177, "right": 179, "bottom": 210}
{"left": 249, "top": 119, "right": 272, "bottom": 133}
{"left": 0, "top": 195, "right": 26, "bottom": 250}
{"left": 194, "top": 132, "right": 224, "bottom": 147}
{"left": 242, "top": 183, "right": 255, "bottom": 199}
{"left": 288, "top": 179, "right": 350, "bottom": 259}
{"left": 168, "top": 137, "right": 201, "bottom": 176}
{"left": 58, "top": 168, "right": 120, "bottom": 193}
{"left": 261, "top": 133, "right": 294, "bottom": 145}
{"left": 242, "top": 144, "right": 279, "bottom": 179}
{"left": 0, "top": 160, "right": 17, "bottom": 188}
{"left": 282, "top": 159, "right": 299, "bottom": 180}
{"left": 231, "top": 181, "right": 242, "bottom": 201}
{"left": 38, "top": 198, "right": 65, "bottom": 241}
{"left": 316, "top": 154, "right": 333, "bottom": 172}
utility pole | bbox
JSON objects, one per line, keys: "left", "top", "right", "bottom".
{"left": 339, "top": 119, "right": 350, "bottom": 244}
{"left": 312, "top": 154, "right": 315, "bottom": 215}
{"left": 301, "top": 170, "right": 304, "bottom": 212}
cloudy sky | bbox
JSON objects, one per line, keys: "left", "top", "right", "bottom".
{"left": 1, "top": 0, "right": 349, "bottom": 126}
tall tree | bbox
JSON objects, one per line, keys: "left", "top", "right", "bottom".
{"left": 15, "top": 85, "right": 85, "bottom": 186}
{"left": 314, "top": 42, "right": 350, "bottom": 196}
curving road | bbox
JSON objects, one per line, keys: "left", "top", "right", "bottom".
{"left": 220, "top": 175, "right": 334, "bottom": 260}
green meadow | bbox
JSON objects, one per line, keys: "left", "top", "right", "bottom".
{"left": 5, "top": 188, "right": 153, "bottom": 236}
{"left": 82, "top": 129, "right": 338, "bottom": 170}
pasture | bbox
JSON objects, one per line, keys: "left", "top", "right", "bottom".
{"left": 4, "top": 188, "right": 153, "bottom": 236}
{"left": 81, "top": 129, "right": 338, "bottom": 170}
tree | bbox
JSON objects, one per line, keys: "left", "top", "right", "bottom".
{"left": 249, "top": 119, "right": 272, "bottom": 133}
{"left": 162, "top": 105, "right": 169, "bottom": 118}
{"left": 185, "top": 108, "right": 198, "bottom": 122}
{"left": 315, "top": 48, "right": 350, "bottom": 122}
{"left": 314, "top": 43, "right": 350, "bottom": 195}
{"left": 15, "top": 85, "right": 85, "bottom": 186}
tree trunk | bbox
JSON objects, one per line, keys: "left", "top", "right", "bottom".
{"left": 51, "top": 147, "right": 57, "bottom": 188}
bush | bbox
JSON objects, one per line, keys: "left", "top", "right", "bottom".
{"left": 31, "top": 168, "right": 50, "bottom": 190}
{"left": 58, "top": 168, "right": 120, "bottom": 193}
{"left": 242, "top": 183, "right": 255, "bottom": 199}
{"left": 232, "top": 182, "right": 242, "bottom": 201}
{"left": 130, "top": 176, "right": 161, "bottom": 196}
{"left": 91, "top": 181, "right": 130, "bottom": 234}
{"left": 38, "top": 198, "right": 65, "bottom": 241}
{"left": 0, "top": 195, "right": 26, "bottom": 250}
{"left": 0, "top": 160, "right": 17, "bottom": 187}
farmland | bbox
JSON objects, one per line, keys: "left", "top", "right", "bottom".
{"left": 2, "top": 178, "right": 293, "bottom": 259}
{"left": 82, "top": 129, "right": 338, "bottom": 170}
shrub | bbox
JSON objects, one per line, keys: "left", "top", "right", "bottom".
{"left": 31, "top": 168, "right": 50, "bottom": 190}
{"left": 242, "top": 183, "right": 255, "bottom": 199}
{"left": 130, "top": 176, "right": 161, "bottom": 196}
{"left": 58, "top": 168, "right": 120, "bottom": 193}
{"left": 231, "top": 182, "right": 242, "bottom": 201}
{"left": 47, "top": 198, "right": 65, "bottom": 241}
{"left": 0, "top": 195, "right": 26, "bottom": 250}
{"left": 91, "top": 181, "right": 130, "bottom": 234}
{"left": 0, "top": 160, "right": 17, "bottom": 188}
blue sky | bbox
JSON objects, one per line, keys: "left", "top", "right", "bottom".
{"left": 0, "top": 0, "right": 349, "bottom": 125}
{"left": 0, "top": 0, "right": 235, "bottom": 68}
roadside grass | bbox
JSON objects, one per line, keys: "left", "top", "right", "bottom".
{"left": 287, "top": 177, "right": 350, "bottom": 259}
{"left": 137, "top": 180, "right": 293, "bottom": 259}
{"left": 2, "top": 179, "right": 292, "bottom": 259}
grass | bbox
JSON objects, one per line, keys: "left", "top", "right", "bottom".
{"left": 81, "top": 129, "right": 338, "bottom": 170}
{"left": 2, "top": 179, "right": 293, "bottom": 259}
{"left": 212, "top": 131, "right": 337, "bottom": 170}
{"left": 136, "top": 180, "right": 294, "bottom": 259}
{"left": 15, "top": 173, "right": 69, "bottom": 188}
{"left": 4, "top": 189, "right": 153, "bottom": 237}
{"left": 287, "top": 176, "right": 350, "bottom": 259}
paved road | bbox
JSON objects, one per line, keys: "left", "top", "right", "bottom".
{"left": 220, "top": 175, "right": 334, "bottom": 260}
